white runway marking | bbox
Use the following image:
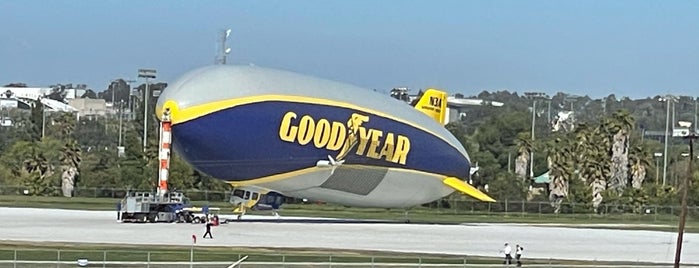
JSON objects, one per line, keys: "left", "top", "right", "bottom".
{"left": 0, "top": 207, "right": 696, "bottom": 264}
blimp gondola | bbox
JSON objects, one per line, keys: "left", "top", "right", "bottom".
{"left": 155, "top": 65, "right": 494, "bottom": 214}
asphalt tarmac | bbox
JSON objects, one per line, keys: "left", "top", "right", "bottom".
{"left": 0, "top": 207, "right": 697, "bottom": 264}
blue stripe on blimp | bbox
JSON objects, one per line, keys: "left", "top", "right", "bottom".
{"left": 172, "top": 101, "right": 470, "bottom": 181}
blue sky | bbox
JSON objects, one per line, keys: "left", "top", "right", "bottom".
{"left": 1, "top": 0, "right": 697, "bottom": 99}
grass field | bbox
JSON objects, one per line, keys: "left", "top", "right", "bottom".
{"left": 0, "top": 241, "right": 672, "bottom": 267}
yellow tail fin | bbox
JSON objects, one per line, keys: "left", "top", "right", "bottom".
{"left": 414, "top": 88, "right": 447, "bottom": 124}
{"left": 443, "top": 177, "right": 496, "bottom": 202}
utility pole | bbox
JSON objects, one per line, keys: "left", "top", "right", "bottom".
{"left": 674, "top": 130, "right": 696, "bottom": 268}
{"left": 655, "top": 155, "right": 660, "bottom": 184}
{"left": 110, "top": 80, "right": 118, "bottom": 104}
{"left": 524, "top": 92, "right": 548, "bottom": 181}
{"left": 118, "top": 100, "right": 124, "bottom": 147}
{"left": 138, "top": 69, "right": 157, "bottom": 153}
{"left": 694, "top": 97, "right": 697, "bottom": 133}
{"left": 41, "top": 108, "right": 46, "bottom": 139}
{"left": 126, "top": 79, "right": 136, "bottom": 120}
{"left": 672, "top": 99, "right": 676, "bottom": 133}
{"left": 530, "top": 99, "right": 536, "bottom": 179}
{"left": 662, "top": 95, "right": 676, "bottom": 186}
{"left": 602, "top": 97, "right": 607, "bottom": 115}
{"left": 547, "top": 100, "right": 551, "bottom": 126}
{"left": 117, "top": 100, "right": 125, "bottom": 158}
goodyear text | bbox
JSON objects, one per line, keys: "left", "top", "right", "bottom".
{"left": 278, "top": 111, "right": 410, "bottom": 165}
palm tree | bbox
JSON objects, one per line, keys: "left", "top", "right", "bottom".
{"left": 19, "top": 139, "right": 61, "bottom": 195}
{"left": 53, "top": 112, "right": 81, "bottom": 197}
{"left": 29, "top": 100, "right": 44, "bottom": 142}
{"left": 514, "top": 133, "right": 533, "bottom": 180}
{"left": 22, "top": 152, "right": 53, "bottom": 195}
{"left": 628, "top": 146, "right": 651, "bottom": 189}
{"left": 583, "top": 148, "right": 608, "bottom": 212}
{"left": 546, "top": 136, "right": 575, "bottom": 213}
{"left": 575, "top": 122, "right": 611, "bottom": 212}
{"left": 59, "top": 139, "right": 81, "bottom": 197}
{"left": 606, "top": 110, "right": 635, "bottom": 194}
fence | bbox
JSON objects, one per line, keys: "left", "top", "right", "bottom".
{"left": 0, "top": 249, "right": 678, "bottom": 268}
{"left": 0, "top": 185, "right": 231, "bottom": 202}
{"left": 1, "top": 184, "right": 698, "bottom": 221}
{"left": 431, "top": 199, "right": 699, "bottom": 222}
{"left": 0, "top": 248, "right": 486, "bottom": 268}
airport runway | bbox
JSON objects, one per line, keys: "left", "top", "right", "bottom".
{"left": 0, "top": 207, "right": 697, "bottom": 264}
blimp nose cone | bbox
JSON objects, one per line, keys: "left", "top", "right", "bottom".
{"left": 157, "top": 99, "right": 181, "bottom": 122}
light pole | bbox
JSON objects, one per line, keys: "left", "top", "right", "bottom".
{"left": 602, "top": 97, "right": 607, "bottom": 116}
{"left": 694, "top": 97, "right": 697, "bottom": 133}
{"left": 654, "top": 152, "right": 663, "bottom": 184}
{"left": 118, "top": 100, "right": 124, "bottom": 147}
{"left": 117, "top": 100, "right": 125, "bottom": 157}
{"left": 524, "top": 92, "right": 548, "bottom": 180}
{"left": 125, "top": 79, "right": 136, "bottom": 120}
{"left": 138, "top": 69, "right": 156, "bottom": 153}
{"left": 674, "top": 130, "right": 696, "bottom": 268}
{"left": 660, "top": 95, "right": 677, "bottom": 185}
{"left": 110, "top": 80, "right": 118, "bottom": 105}
{"left": 41, "top": 108, "right": 46, "bottom": 139}
{"left": 547, "top": 100, "right": 551, "bottom": 126}
{"left": 530, "top": 100, "right": 536, "bottom": 179}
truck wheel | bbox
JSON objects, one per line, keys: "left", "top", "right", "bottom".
{"left": 193, "top": 217, "right": 201, "bottom": 224}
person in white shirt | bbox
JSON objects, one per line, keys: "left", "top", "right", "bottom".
{"left": 502, "top": 243, "right": 512, "bottom": 265}
{"left": 515, "top": 244, "right": 524, "bottom": 267}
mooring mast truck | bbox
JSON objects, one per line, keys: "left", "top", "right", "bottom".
{"left": 119, "top": 191, "right": 189, "bottom": 223}
{"left": 119, "top": 108, "right": 190, "bottom": 223}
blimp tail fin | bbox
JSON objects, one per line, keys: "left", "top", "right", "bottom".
{"left": 414, "top": 89, "right": 448, "bottom": 124}
{"left": 443, "top": 177, "right": 496, "bottom": 202}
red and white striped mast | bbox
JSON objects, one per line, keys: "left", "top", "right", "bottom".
{"left": 157, "top": 108, "right": 172, "bottom": 199}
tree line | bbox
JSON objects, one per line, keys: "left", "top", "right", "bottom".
{"left": 0, "top": 86, "right": 229, "bottom": 197}
{"left": 0, "top": 88, "right": 697, "bottom": 214}
{"left": 446, "top": 91, "right": 698, "bottom": 213}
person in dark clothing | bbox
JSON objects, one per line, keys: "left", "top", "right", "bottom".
{"left": 116, "top": 202, "right": 122, "bottom": 221}
{"left": 502, "top": 243, "right": 512, "bottom": 265}
{"left": 515, "top": 244, "right": 524, "bottom": 267}
{"left": 203, "top": 222, "right": 213, "bottom": 239}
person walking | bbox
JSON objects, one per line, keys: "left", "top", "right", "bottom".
{"left": 515, "top": 244, "right": 524, "bottom": 267}
{"left": 116, "top": 202, "right": 122, "bottom": 222}
{"left": 502, "top": 243, "right": 512, "bottom": 265}
{"left": 203, "top": 222, "right": 213, "bottom": 239}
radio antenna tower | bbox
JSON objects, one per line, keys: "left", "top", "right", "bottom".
{"left": 216, "top": 28, "right": 232, "bottom": 64}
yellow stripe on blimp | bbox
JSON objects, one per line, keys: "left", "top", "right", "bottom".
{"left": 156, "top": 95, "right": 451, "bottom": 147}
{"left": 443, "top": 177, "right": 496, "bottom": 202}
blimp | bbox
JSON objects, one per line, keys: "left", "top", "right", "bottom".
{"left": 155, "top": 65, "right": 494, "bottom": 215}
